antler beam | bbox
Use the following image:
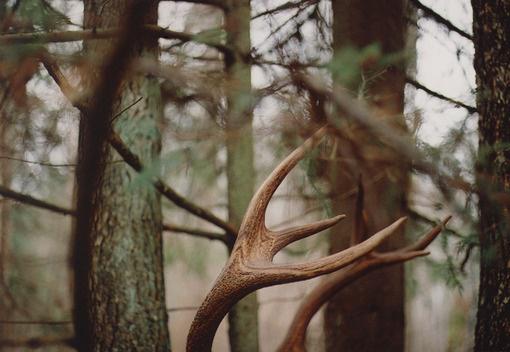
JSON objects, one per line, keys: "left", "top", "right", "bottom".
{"left": 186, "top": 127, "right": 407, "bottom": 351}
{"left": 277, "top": 201, "right": 451, "bottom": 352}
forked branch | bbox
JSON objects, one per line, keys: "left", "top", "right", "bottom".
{"left": 186, "top": 127, "right": 408, "bottom": 351}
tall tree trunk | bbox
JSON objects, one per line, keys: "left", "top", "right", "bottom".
{"left": 224, "top": 1, "right": 260, "bottom": 351}
{"left": 73, "top": 1, "right": 170, "bottom": 350}
{"left": 473, "top": 1, "right": 510, "bottom": 350}
{"left": 325, "top": 1, "right": 408, "bottom": 351}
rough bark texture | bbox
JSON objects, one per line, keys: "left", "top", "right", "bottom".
{"left": 75, "top": 1, "right": 170, "bottom": 350}
{"left": 225, "top": 0, "right": 260, "bottom": 351}
{"left": 325, "top": 1, "right": 408, "bottom": 351}
{"left": 472, "top": 1, "right": 510, "bottom": 351}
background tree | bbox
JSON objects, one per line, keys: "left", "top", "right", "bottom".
{"left": 0, "top": 0, "right": 482, "bottom": 351}
{"left": 472, "top": 0, "right": 510, "bottom": 350}
{"left": 224, "top": 0, "right": 260, "bottom": 351}
{"left": 325, "top": 1, "right": 409, "bottom": 351}
{"left": 73, "top": 0, "right": 170, "bottom": 350}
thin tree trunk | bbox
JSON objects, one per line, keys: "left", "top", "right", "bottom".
{"left": 73, "top": 1, "right": 170, "bottom": 350}
{"left": 225, "top": 1, "right": 259, "bottom": 351}
{"left": 472, "top": 1, "right": 510, "bottom": 350}
{"left": 325, "top": 1, "right": 408, "bottom": 351}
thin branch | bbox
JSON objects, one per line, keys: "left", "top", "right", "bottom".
{"left": 34, "top": 54, "right": 235, "bottom": 243}
{"left": 0, "top": 25, "right": 233, "bottom": 56}
{"left": 406, "top": 77, "right": 477, "bottom": 114}
{"left": 109, "top": 132, "right": 236, "bottom": 240}
{"left": 167, "top": 0, "right": 229, "bottom": 12}
{"left": 0, "top": 320, "right": 72, "bottom": 325}
{"left": 40, "top": 50, "right": 88, "bottom": 111}
{"left": 162, "top": 223, "right": 226, "bottom": 243}
{"left": 0, "top": 185, "right": 75, "bottom": 216}
{"left": 0, "top": 336, "right": 74, "bottom": 349}
{"left": 0, "top": 156, "right": 76, "bottom": 167}
{"left": 0, "top": 184, "right": 226, "bottom": 243}
{"left": 409, "top": 0, "right": 472, "bottom": 40}
{"left": 252, "top": 0, "right": 317, "bottom": 20}
{"left": 167, "top": 306, "right": 199, "bottom": 312}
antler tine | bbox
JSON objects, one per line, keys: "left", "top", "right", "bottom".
{"left": 239, "top": 127, "right": 329, "bottom": 234}
{"left": 402, "top": 215, "right": 451, "bottom": 252}
{"left": 277, "top": 217, "right": 451, "bottom": 352}
{"left": 261, "top": 217, "right": 407, "bottom": 281}
{"left": 271, "top": 214, "right": 346, "bottom": 254}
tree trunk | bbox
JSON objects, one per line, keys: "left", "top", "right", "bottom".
{"left": 325, "top": 1, "right": 408, "bottom": 351}
{"left": 73, "top": 1, "right": 170, "bottom": 350}
{"left": 472, "top": 1, "right": 510, "bottom": 350}
{"left": 225, "top": 1, "right": 260, "bottom": 351}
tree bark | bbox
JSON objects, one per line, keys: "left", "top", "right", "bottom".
{"left": 73, "top": 1, "right": 170, "bottom": 350}
{"left": 472, "top": 1, "right": 510, "bottom": 351}
{"left": 325, "top": 1, "right": 408, "bottom": 351}
{"left": 224, "top": 1, "right": 260, "bottom": 351}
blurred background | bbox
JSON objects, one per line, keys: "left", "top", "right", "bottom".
{"left": 0, "top": 0, "right": 478, "bottom": 351}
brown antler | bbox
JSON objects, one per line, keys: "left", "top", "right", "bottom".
{"left": 277, "top": 212, "right": 452, "bottom": 352}
{"left": 186, "top": 127, "right": 407, "bottom": 351}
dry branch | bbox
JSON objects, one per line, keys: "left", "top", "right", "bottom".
{"left": 0, "top": 336, "right": 74, "bottom": 349}
{"left": 109, "top": 132, "right": 237, "bottom": 241}
{"left": 0, "top": 183, "right": 226, "bottom": 243}
{"left": 0, "top": 185, "right": 75, "bottom": 216}
{"left": 406, "top": 77, "right": 476, "bottom": 114}
{"left": 0, "top": 25, "right": 232, "bottom": 56}
{"left": 409, "top": 0, "right": 472, "bottom": 40}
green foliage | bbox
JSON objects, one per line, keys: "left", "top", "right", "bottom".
{"left": 18, "top": 0, "right": 72, "bottom": 31}
{"left": 192, "top": 28, "right": 227, "bottom": 46}
{"left": 164, "top": 237, "right": 213, "bottom": 277}
{"left": 327, "top": 44, "right": 381, "bottom": 89}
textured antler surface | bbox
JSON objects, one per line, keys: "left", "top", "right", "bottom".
{"left": 186, "top": 127, "right": 405, "bottom": 351}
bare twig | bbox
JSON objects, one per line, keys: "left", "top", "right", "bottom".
{"left": 0, "top": 182, "right": 226, "bottom": 244}
{"left": 409, "top": 0, "right": 472, "bottom": 40}
{"left": 0, "top": 336, "right": 74, "bottom": 349}
{"left": 0, "top": 320, "right": 72, "bottom": 325}
{"left": 162, "top": 223, "right": 226, "bottom": 243}
{"left": 0, "top": 156, "right": 76, "bottom": 167}
{"left": 0, "top": 185, "right": 75, "bottom": 216}
{"left": 171, "top": 0, "right": 229, "bottom": 12}
{"left": 406, "top": 77, "right": 477, "bottom": 114}
{"left": 252, "top": 0, "right": 317, "bottom": 20}
{"left": 109, "top": 132, "right": 237, "bottom": 241}
{"left": 38, "top": 51, "right": 236, "bottom": 242}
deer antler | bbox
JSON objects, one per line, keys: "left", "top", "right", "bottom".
{"left": 186, "top": 127, "right": 407, "bottom": 351}
{"left": 277, "top": 179, "right": 452, "bottom": 352}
